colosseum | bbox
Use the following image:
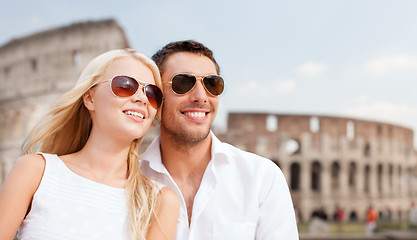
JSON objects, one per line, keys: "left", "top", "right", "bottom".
{"left": 1, "top": 19, "right": 417, "bottom": 226}
{"left": 217, "top": 113, "right": 417, "bottom": 222}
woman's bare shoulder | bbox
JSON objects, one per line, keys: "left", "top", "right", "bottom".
{"left": 14, "top": 154, "right": 46, "bottom": 173}
{"left": 158, "top": 187, "right": 179, "bottom": 208}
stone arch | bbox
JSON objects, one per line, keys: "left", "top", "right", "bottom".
{"left": 398, "top": 165, "right": 402, "bottom": 193}
{"left": 31, "top": 58, "right": 38, "bottom": 72}
{"left": 377, "top": 124, "right": 383, "bottom": 135}
{"left": 297, "top": 209, "right": 304, "bottom": 223}
{"left": 364, "top": 165, "right": 371, "bottom": 194}
{"left": 377, "top": 164, "right": 383, "bottom": 194}
{"left": 413, "top": 166, "right": 417, "bottom": 197}
{"left": 349, "top": 211, "right": 358, "bottom": 222}
{"left": 364, "top": 143, "right": 371, "bottom": 157}
{"left": 290, "top": 162, "right": 301, "bottom": 191}
{"left": 331, "top": 161, "right": 340, "bottom": 189}
{"left": 348, "top": 161, "right": 357, "bottom": 190}
{"left": 4, "top": 65, "right": 10, "bottom": 78}
{"left": 407, "top": 167, "right": 413, "bottom": 196}
{"left": 311, "top": 161, "right": 322, "bottom": 192}
{"left": 389, "top": 164, "right": 393, "bottom": 194}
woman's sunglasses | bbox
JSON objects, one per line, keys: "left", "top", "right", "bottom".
{"left": 101, "top": 75, "right": 163, "bottom": 109}
{"left": 169, "top": 73, "right": 224, "bottom": 96}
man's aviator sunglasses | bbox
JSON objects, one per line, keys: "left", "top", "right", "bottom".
{"left": 100, "top": 75, "right": 163, "bottom": 109}
{"left": 170, "top": 73, "right": 224, "bottom": 96}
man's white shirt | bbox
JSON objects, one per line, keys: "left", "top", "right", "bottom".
{"left": 140, "top": 132, "right": 299, "bottom": 240}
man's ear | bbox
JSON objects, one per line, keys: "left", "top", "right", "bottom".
{"left": 83, "top": 89, "right": 95, "bottom": 111}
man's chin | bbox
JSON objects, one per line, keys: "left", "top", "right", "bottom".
{"left": 162, "top": 124, "right": 211, "bottom": 144}
{"left": 185, "top": 130, "right": 211, "bottom": 144}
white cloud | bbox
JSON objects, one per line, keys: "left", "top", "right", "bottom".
{"left": 274, "top": 79, "right": 296, "bottom": 93}
{"left": 365, "top": 55, "right": 417, "bottom": 75}
{"left": 296, "top": 61, "right": 328, "bottom": 77}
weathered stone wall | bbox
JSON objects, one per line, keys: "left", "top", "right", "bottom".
{"left": 218, "top": 113, "right": 417, "bottom": 223}
{"left": 0, "top": 19, "right": 129, "bottom": 182}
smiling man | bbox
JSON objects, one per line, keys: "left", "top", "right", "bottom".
{"left": 140, "top": 40, "right": 299, "bottom": 239}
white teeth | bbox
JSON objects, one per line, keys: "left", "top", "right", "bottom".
{"left": 185, "top": 112, "right": 206, "bottom": 118}
{"left": 125, "top": 111, "right": 144, "bottom": 119}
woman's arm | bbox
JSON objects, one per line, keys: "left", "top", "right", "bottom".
{"left": 146, "top": 187, "right": 180, "bottom": 240}
{"left": 0, "top": 154, "right": 45, "bottom": 239}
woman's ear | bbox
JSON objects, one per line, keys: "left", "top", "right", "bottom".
{"left": 83, "top": 89, "right": 95, "bottom": 111}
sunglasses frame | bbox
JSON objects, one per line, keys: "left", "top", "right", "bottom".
{"left": 169, "top": 73, "right": 224, "bottom": 97}
{"left": 99, "top": 75, "right": 163, "bottom": 109}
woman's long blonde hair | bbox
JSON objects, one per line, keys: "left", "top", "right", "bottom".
{"left": 22, "top": 49, "right": 162, "bottom": 240}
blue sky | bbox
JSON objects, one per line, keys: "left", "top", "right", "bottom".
{"left": 2, "top": 0, "right": 417, "bottom": 141}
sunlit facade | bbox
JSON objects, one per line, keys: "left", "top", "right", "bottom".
{"left": 217, "top": 113, "right": 417, "bottom": 222}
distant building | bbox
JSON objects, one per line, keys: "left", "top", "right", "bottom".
{"left": 217, "top": 113, "right": 417, "bottom": 222}
{"left": 0, "top": 19, "right": 131, "bottom": 181}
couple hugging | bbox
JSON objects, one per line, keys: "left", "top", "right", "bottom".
{"left": 0, "top": 40, "right": 298, "bottom": 240}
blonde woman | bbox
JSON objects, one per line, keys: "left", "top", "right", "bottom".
{"left": 0, "top": 49, "right": 179, "bottom": 240}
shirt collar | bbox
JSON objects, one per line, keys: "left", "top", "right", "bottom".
{"left": 210, "top": 131, "right": 232, "bottom": 165}
{"left": 140, "top": 131, "right": 232, "bottom": 174}
{"left": 140, "top": 135, "right": 168, "bottom": 174}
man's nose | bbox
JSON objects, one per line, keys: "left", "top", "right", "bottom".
{"left": 189, "top": 79, "right": 208, "bottom": 103}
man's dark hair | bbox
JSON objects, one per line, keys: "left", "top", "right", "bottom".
{"left": 151, "top": 40, "right": 220, "bottom": 76}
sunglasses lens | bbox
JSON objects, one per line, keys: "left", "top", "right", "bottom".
{"left": 203, "top": 75, "right": 224, "bottom": 96}
{"left": 171, "top": 74, "right": 196, "bottom": 95}
{"left": 144, "top": 85, "right": 163, "bottom": 109}
{"left": 111, "top": 76, "right": 139, "bottom": 97}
